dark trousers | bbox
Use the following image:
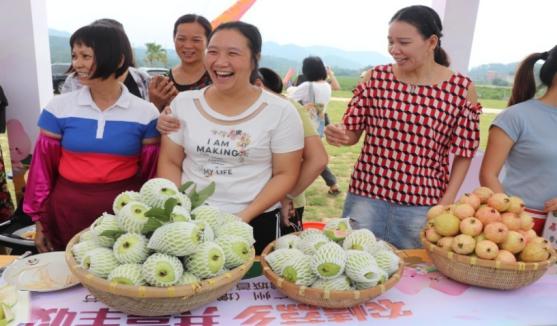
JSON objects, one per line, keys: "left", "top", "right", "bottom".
{"left": 280, "top": 207, "right": 304, "bottom": 235}
{"left": 249, "top": 208, "right": 280, "bottom": 255}
{"left": 321, "top": 166, "right": 337, "bottom": 187}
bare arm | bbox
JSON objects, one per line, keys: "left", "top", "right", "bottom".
{"left": 238, "top": 150, "right": 302, "bottom": 222}
{"left": 156, "top": 135, "right": 185, "bottom": 187}
{"left": 289, "top": 135, "right": 328, "bottom": 197}
{"left": 479, "top": 126, "right": 514, "bottom": 193}
{"left": 327, "top": 67, "right": 341, "bottom": 91}
{"left": 439, "top": 156, "right": 472, "bottom": 205}
{"left": 282, "top": 68, "right": 296, "bottom": 89}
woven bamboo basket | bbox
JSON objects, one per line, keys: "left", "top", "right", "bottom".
{"left": 65, "top": 231, "right": 255, "bottom": 316}
{"left": 260, "top": 238, "right": 404, "bottom": 308}
{"left": 420, "top": 230, "right": 557, "bottom": 290}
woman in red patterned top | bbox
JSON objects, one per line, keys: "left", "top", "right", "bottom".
{"left": 325, "top": 5, "right": 481, "bottom": 249}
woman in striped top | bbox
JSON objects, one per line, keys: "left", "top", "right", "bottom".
{"left": 24, "top": 24, "right": 160, "bottom": 252}
{"left": 325, "top": 5, "right": 481, "bottom": 249}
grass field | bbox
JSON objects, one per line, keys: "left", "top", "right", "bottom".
{"left": 480, "top": 99, "right": 507, "bottom": 109}
{"left": 302, "top": 99, "right": 497, "bottom": 221}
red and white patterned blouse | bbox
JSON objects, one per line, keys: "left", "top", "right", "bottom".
{"left": 343, "top": 64, "right": 481, "bottom": 206}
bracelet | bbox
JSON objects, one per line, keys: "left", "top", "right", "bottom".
{"left": 286, "top": 193, "right": 296, "bottom": 200}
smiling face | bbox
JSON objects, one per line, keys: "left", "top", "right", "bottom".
{"left": 204, "top": 29, "right": 255, "bottom": 93}
{"left": 174, "top": 22, "right": 208, "bottom": 65}
{"left": 388, "top": 21, "right": 437, "bottom": 72}
{"left": 71, "top": 43, "right": 96, "bottom": 85}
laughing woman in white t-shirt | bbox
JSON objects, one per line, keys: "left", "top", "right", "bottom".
{"left": 157, "top": 21, "right": 304, "bottom": 254}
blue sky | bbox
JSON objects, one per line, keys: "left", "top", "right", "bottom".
{"left": 46, "top": 0, "right": 557, "bottom": 68}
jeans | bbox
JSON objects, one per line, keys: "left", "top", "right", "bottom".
{"left": 342, "top": 192, "right": 430, "bottom": 249}
{"left": 321, "top": 166, "right": 337, "bottom": 187}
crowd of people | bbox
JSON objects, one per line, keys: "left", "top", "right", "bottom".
{"left": 16, "top": 4, "right": 556, "bottom": 254}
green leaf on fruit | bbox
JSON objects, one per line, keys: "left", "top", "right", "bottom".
{"left": 141, "top": 217, "right": 163, "bottom": 233}
{"left": 164, "top": 198, "right": 178, "bottom": 216}
{"left": 190, "top": 182, "right": 215, "bottom": 209}
{"left": 145, "top": 207, "right": 171, "bottom": 222}
{"left": 179, "top": 181, "right": 194, "bottom": 193}
{"left": 196, "top": 182, "right": 215, "bottom": 203}
{"left": 99, "top": 230, "right": 124, "bottom": 239}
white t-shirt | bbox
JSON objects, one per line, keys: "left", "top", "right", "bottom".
{"left": 168, "top": 88, "right": 304, "bottom": 214}
{"left": 287, "top": 81, "right": 332, "bottom": 111}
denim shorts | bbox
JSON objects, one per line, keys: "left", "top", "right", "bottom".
{"left": 342, "top": 192, "right": 431, "bottom": 249}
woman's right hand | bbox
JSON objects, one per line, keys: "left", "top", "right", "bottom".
{"left": 149, "top": 75, "right": 178, "bottom": 111}
{"left": 34, "top": 221, "right": 54, "bottom": 253}
{"left": 156, "top": 107, "right": 181, "bottom": 134}
{"left": 324, "top": 123, "right": 349, "bottom": 146}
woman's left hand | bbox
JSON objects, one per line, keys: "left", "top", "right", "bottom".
{"left": 279, "top": 198, "right": 295, "bottom": 227}
{"left": 544, "top": 197, "right": 557, "bottom": 213}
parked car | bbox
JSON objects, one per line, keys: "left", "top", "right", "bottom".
{"left": 51, "top": 63, "right": 71, "bottom": 94}
{"left": 138, "top": 67, "right": 169, "bottom": 77}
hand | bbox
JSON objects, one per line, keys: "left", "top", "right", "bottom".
{"left": 282, "top": 68, "right": 296, "bottom": 87}
{"left": 324, "top": 123, "right": 349, "bottom": 146}
{"left": 360, "top": 69, "right": 372, "bottom": 83}
{"left": 544, "top": 197, "right": 557, "bottom": 213}
{"left": 34, "top": 222, "right": 54, "bottom": 253}
{"left": 236, "top": 210, "right": 252, "bottom": 224}
{"left": 326, "top": 66, "right": 335, "bottom": 78}
{"left": 149, "top": 76, "right": 178, "bottom": 111}
{"left": 156, "top": 107, "right": 181, "bottom": 134}
{"left": 437, "top": 196, "right": 455, "bottom": 207}
{"left": 279, "top": 198, "right": 295, "bottom": 227}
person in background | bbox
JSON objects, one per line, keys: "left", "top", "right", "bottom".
{"left": 24, "top": 24, "right": 160, "bottom": 252}
{"left": 157, "top": 22, "right": 304, "bottom": 254}
{"left": 149, "top": 14, "right": 212, "bottom": 111}
{"left": 256, "top": 67, "right": 328, "bottom": 234}
{"left": 287, "top": 56, "right": 341, "bottom": 196}
{"left": 61, "top": 18, "right": 151, "bottom": 100}
{"left": 0, "top": 85, "right": 14, "bottom": 221}
{"left": 325, "top": 5, "right": 481, "bottom": 249}
{"left": 480, "top": 46, "right": 557, "bottom": 235}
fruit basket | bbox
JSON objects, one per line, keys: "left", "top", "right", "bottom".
{"left": 260, "top": 233, "right": 404, "bottom": 308}
{"left": 65, "top": 230, "right": 255, "bottom": 316}
{"left": 420, "top": 230, "right": 556, "bottom": 290}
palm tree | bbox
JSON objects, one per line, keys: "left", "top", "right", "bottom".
{"left": 144, "top": 42, "right": 168, "bottom": 67}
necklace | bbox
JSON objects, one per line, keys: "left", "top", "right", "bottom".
{"left": 408, "top": 84, "right": 418, "bottom": 94}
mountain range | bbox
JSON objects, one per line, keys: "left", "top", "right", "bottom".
{"left": 48, "top": 28, "right": 519, "bottom": 80}
{"left": 48, "top": 28, "right": 388, "bottom": 75}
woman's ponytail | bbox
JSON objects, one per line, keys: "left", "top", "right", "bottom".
{"left": 508, "top": 52, "right": 547, "bottom": 106}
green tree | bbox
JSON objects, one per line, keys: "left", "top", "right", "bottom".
{"left": 144, "top": 42, "right": 168, "bottom": 67}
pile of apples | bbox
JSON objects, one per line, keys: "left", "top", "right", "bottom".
{"left": 425, "top": 187, "right": 554, "bottom": 263}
